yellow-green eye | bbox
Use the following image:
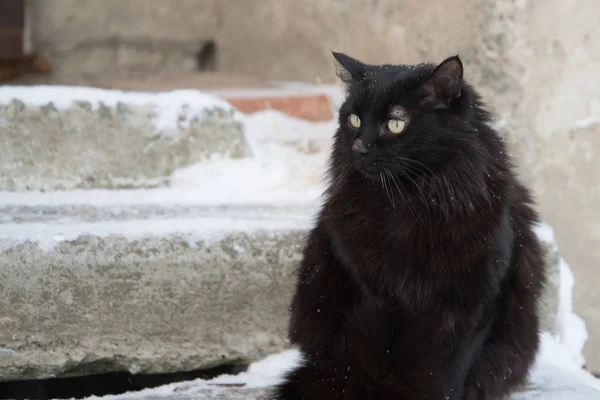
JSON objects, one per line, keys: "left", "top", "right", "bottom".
{"left": 349, "top": 113, "right": 361, "bottom": 128}
{"left": 388, "top": 119, "right": 406, "bottom": 134}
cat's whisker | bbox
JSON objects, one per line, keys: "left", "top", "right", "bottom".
{"left": 397, "top": 162, "right": 435, "bottom": 185}
{"left": 391, "top": 163, "right": 450, "bottom": 228}
{"left": 385, "top": 168, "right": 425, "bottom": 231}
{"left": 396, "top": 167, "right": 434, "bottom": 235}
{"left": 385, "top": 173, "right": 396, "bottom": 208}
{"left": 386, "top": 173, "right": 396, "bottom": 209}
{"left": 384, "top": 168, "right": 407, "bottom": 207}
{"left": 396, "top": 167, "right": 427, "bottom": 204}
{"left": 329, "top": 165, "right": 352, "bottom": 193}
{"left": 380, "top": 171, "right": 395, "bottom": 210}
{"left": 395, "top": 157, "right": 435, "bottom": 176}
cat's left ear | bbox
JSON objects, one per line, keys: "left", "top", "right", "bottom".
{"left": 419, "top": 55, "right": 463, "bottom": 109}
{"left": 332, "top": 52, "right": 367, "bottom": 83}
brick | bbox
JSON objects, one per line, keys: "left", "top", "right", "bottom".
{"left": 223, "top": 94, "right": 333, "bottom": 122}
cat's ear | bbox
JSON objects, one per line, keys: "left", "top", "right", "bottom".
{"left": 332, "top": 52, "right": 366, "bottom": 83}
{"left": 419, "top": 55, "right": 463, "bottom": 109}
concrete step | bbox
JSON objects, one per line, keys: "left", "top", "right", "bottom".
{"left": 0, "top": 86, "right": 249, "bottom": 191}
{"left": 0, "top": 202, "right": 314, "bottom": 380}
{"left": 0, "top": 84, "right": 339, "bottom": 192}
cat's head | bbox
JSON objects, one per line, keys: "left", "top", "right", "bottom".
{"left": 331, "top": 52, "right": 486, "bottom": 184}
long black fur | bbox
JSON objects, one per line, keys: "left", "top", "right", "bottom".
{"left": 273, "top": 53, "right": 545, "bottom": 400}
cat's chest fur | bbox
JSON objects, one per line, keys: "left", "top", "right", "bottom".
{"left": 321, "top": 187, "right": 509, "bottom": 314}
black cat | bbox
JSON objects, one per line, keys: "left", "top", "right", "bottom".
{"left": 273, "top": 53, "right": 545, "bottom": 400}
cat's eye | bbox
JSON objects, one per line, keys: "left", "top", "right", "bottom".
{"left": 387, "top": 119, "right": 406, "bottom": 134}
{"left": 349, "top": 114, "right": 361, "bottom": 128}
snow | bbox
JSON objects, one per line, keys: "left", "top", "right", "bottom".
{"left": 0, "top": 110, "right": 333, "bottom": 209}
{"left": 533, "top": 221, "right": 556, "bottom": 244}
{"left": 534, "top": 222, "right": 589, "bottom": 368}
{"left": 556, "top": 258, "right": 589, "bottom": 367}
{"left": 533, "top": 334, "right": 600, "bottom": 392}
{"left": 170, "top": 110, "right": 335, "bottom": 200}
{"left": 0, "top": 85, "right": 241, "bottom": 136}
{"left": 0, "top": 187, "right": 320, "bottom": 208}
{"left": 571, "top": 115, "right": 599, "bottom": 129}
{"left": 0, "top": 214, "right": 313, "bottom": 252}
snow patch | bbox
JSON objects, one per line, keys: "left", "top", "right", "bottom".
{"left": 171, "top": 109, "right": 334, "bottom": 196}
{"left": 171, "top": 112, "right": 334, "bottom": 197}
{"left": 533, "top": 221, "right": 556, "bottom": 244}
{"left": 0, "top": 187, "right": 321, "bottom": 208}
{"left": 535, "top": 334, "right": 600, "bottom": 390}
{"left": 0, "top": 109, "right": 334, "bottom": 208}
{"left": 572, "top": 115, "right": 599, "bottom": 129}
{"left": 0, "top": 215, "right": 312, "bottom": 252}
{"left": 0, "top": 86, "right": 241, "bottom": 136}
{"left": 534, "top": 222, "right": 588, "bottom": 368}
{"left": 556, "top": 258, "right": 588, "bottom": 367}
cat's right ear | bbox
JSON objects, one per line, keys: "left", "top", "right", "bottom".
{"left": 418, "top": 56, "right": 463, "bottom": 109}
{"left": 332, "top": 52, "right": 366, "bottom": 83}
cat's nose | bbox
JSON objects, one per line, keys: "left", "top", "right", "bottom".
{"left": 352, "top": 138, "right": 368, "bottom": 155}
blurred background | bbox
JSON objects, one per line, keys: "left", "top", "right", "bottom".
{"left": 0, "top": 0, "right": 598, "bottom": 399}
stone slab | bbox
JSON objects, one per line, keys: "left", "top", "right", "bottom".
{"left": 0, "top": 205, "right": 310, "bottom": 381}
{"left": 0, "top": 87, "right": 250, "bottom": 191}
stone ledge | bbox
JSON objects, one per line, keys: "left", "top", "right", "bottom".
{"left": 0, "top": 86, "right": 251, "bottom": 191}
{"left": 0, "top": 205, "right": 312, "bottom": 380}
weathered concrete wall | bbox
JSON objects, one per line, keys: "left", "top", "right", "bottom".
{"left": 20, "top": 0, "right": 600, "bottom": 370}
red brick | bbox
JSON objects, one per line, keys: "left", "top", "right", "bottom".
{"left": 223, "top": 94, "right": 333, "bottom": 122}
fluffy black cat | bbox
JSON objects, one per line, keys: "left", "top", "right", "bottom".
{"left": 273, "top": 53, "right": 545, "bottom": 400}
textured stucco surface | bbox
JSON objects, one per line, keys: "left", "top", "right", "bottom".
{"left": 0, "top": 224, "right": 304, "bottom": 380}
{"left": 0, "top": 95, "right": 249, "bottom": 191}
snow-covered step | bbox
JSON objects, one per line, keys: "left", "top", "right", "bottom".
{"left": 0, "top": 202, "right": 315, "bottom": 381}
{"left": 0, "top": 86, "right": 250, "bottom": 191}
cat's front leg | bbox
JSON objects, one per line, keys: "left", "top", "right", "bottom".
{"left": 287, "top": 224, "right": 362, "bottom": 360}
